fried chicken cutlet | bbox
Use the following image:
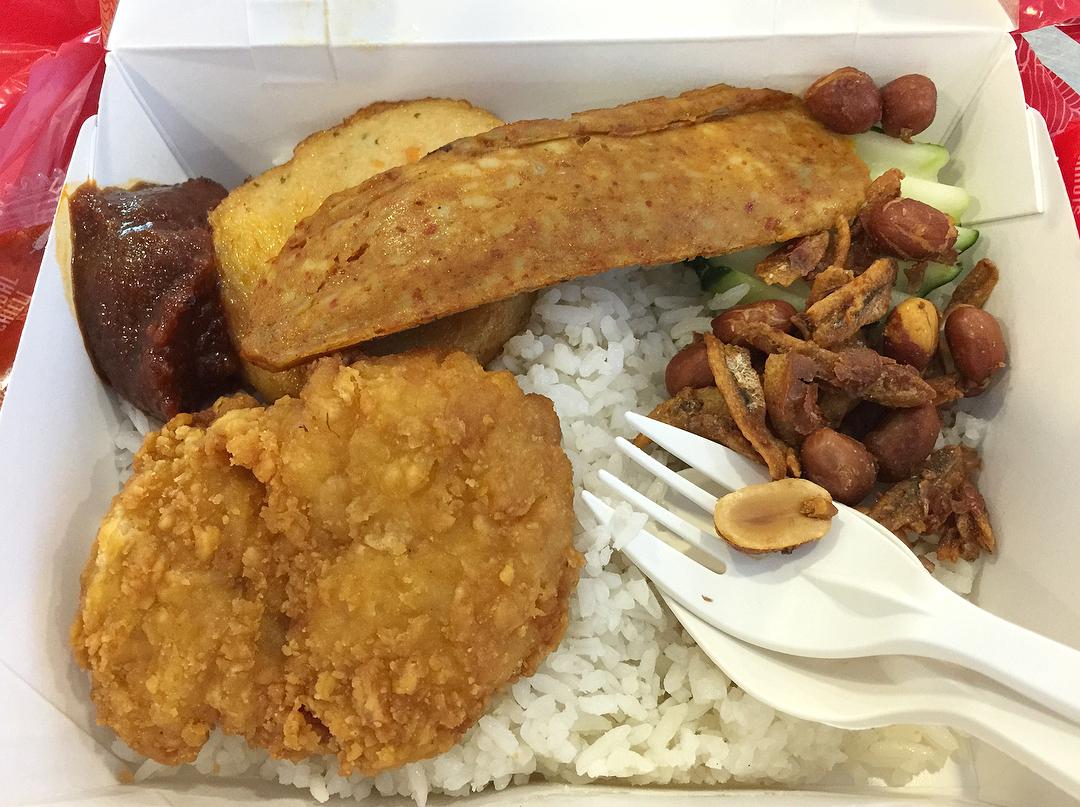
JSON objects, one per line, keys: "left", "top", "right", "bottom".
{"left": 70, "top": 393, "right": 291, "bottom": 765}
{"left": 72, "top": 352, "right": 581, "bottom": 775}
{"left": 222, "top": 354, "right": 581, "bottom": 772}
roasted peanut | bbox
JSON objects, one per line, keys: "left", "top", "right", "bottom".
{"left": 763, "top": 352, "right": 825, "bottom": 446}
{"left": 712, "top": 299, "right": 797, "bottom": 347}
{"left": 804, "top": 67, "right": 881, "bottom": 134}
{"left": 944, "top": 305, "right": 1007, "bottom": 389}
{"left": 883, "top": 297, "right": 940, "bottom": 371}
{"left": 665, "top": 340, "right": 714, "bottom": 396}
{"left": 713, "top": 478, "right": 837, "bottom": 555}
{"left": 839, "top": 400, "right": 887, "bottom": 440}
{"left": 863, "top": 404, "right": 942, "bottom": 482}
{"left": 800, "top": 427, "right": 878, "bottom": 505}
{"left": 865, "top": 198, "right": 957, "bottom": 261}
{"left": 818, "top": 385, "right": 861, "bottom": 429}
{"left": 881, "top": 74, "right": 937, "bottom": 138}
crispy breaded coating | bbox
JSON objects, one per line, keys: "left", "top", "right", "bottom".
{"left": 70, "top": 394, "right": 293, "bottom": 765}
{"left": 72, "top": 354, "right": 580, "bottom": 775}
{"left": 216, "top": 355, "right": 581, "bottom": 773}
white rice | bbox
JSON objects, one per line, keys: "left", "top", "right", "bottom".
{"left": 110, "top": 262, "right": 984, "bottom": 803}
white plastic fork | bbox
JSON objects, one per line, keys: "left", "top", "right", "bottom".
{"left": 585, "top": 492, "right": 1080, "bottom": 801}
{"left": 582, "top": 411, "right": 1080, "bottom": 729}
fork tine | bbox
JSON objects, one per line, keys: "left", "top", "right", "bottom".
{"left": 584, "top": 488, "right": 728, "bottom": 576}
{"left": 614, "top": 436, "right": 718, "bottom": 514}
{"left": 598, "top": 469, "right": 719, "bottom": 550}
{"left": 625, "top": 412, "right": 769, "bottom": 491}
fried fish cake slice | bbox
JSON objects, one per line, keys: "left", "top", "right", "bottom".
{"left": 209, "top": 98, "right": 533, "bottom": 400}
{"left": 69, "top": 395, "right": 321, "bottom": 765}
{"left": 213, "top": 354, "right": 581, "bottom": 774}
{"left": 242, "top": 83, "right": 869, "bottom": 371}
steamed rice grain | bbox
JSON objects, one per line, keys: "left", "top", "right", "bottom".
{"left": 109, "top": 262, "right": 976, "bottom": 803}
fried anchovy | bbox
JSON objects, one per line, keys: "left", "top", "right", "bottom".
{"left": 704, "top": 333, "right": 798, "bottom": 479}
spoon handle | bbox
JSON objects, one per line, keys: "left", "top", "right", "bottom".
{"left": 954, "top": 678, "right": 1080, "bottom": 802}
{"left": 912, "top": 588, "right": 1080, "bottom": 728}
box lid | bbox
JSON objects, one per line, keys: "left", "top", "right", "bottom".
{"left": 107, "top": 0, "right": 1015, "bottom": 51}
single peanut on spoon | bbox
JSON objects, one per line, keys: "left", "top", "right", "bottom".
{"left": 713, "top": 478, "right": 837, "bottom": 555}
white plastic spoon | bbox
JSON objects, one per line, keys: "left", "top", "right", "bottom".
{"left": 584, "top": 411, "right": 1080, "bottom": 729}
{"left": 584, "top": 492, "right": 1080, "bottom": 801}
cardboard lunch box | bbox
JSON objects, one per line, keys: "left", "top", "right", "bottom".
{"left": 2, "top": 1, "right": 1079, "bottom": 804}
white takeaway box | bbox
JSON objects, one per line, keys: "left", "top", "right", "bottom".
{"left": 2, "top": 1, "right": 1078, "bottom": 805}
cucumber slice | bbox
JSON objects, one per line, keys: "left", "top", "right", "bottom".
{"left": 955, "top": 226, "right": 979, "bottom": 254}
{"left": 697, "top": 263, "right": 805, "bottom": 309}
{"left": 690, "top": 257, "right": 725, "bottom": 288}
{"left": 900, "top": 176, "right": 971, "bottom": 222}
{"left": 851, "top": 132, "right": 973, "bottom": 221}
{"left": 703, "top": 245, "right": 774, "bottom": 275}
{"left": 853, "top": 131, "right": 949, "bottom": 181}
{"left": 917, "top": 262, "right": 963, "bottom": 296}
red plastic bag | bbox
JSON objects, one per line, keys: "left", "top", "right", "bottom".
{"left": 1015, "top": 1, "right": 1080, "bottom": 31}
{"left": 0, "top": 2, "right": 105, "bottom": 406}
{"left": 1012, "top": 6, "right": 1080, "bottom": 234}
